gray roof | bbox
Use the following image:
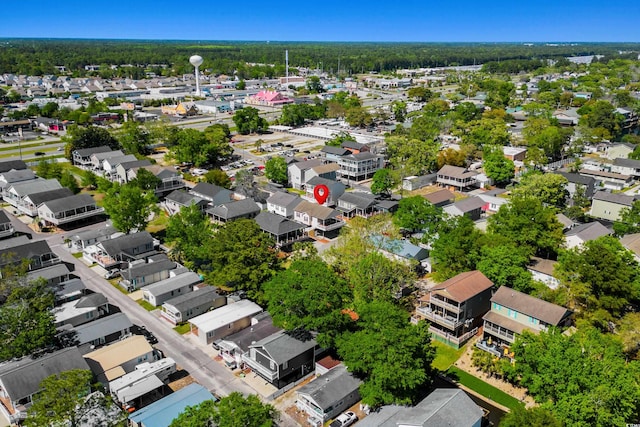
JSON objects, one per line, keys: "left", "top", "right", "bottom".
{"left": 26, "top": 263, "right": 70, "bottom": 282}
{"left": 0, "top": 235, "right": 30, "bottom": 250}
{"left": 0, "top": 169, "right": 36, "bottom": 183}
{"left": 255, "top": 212, "right": 306, "bottom": 235}
{"left": 0, "top": 210, "right": 9, "bottom": 224}
{"left": 554, "top": 171, "right": 595, "bottom": 186}
{"left": 7, "top": 178, "right": 62, "bottom": 197}
{"left": 166, "top": 190, "right": 206, "bottom": 206}
{"left": 142, "top": 271, "right": 201, "bottom": 297}
{"left": 71, "top": 225, "right": 117, "bottom": 242}
{"left": 25, "top": 188, "right": 74, "bottom": 206}
{"left": 121, "top": 258, "right": 175, "bottom": 280}
{"left": 73, "top": 146, "right": 112, "bottom": 157}
{"left": 321, "top": 146, "right": 351, "bottom": 156}
{"left": 491, "top": 286, "right": 571, "bottom": 325}
{"left": 104, "top": 154, "right": 137, "bottom": 167}
{"left": 92, "top": 150, "right": 124, "bottom": 161}
{"left": 592, "top": 190, "right": 635, "bottom": 206}
{"left": 295, "top": 200, "right": 340, "bottom": 220}
{"left": 75, "top": 292, "right": 108, "bottom": 308}
{"left": 296, "top": 365, "right": 362, "bottom": 411}
{"left": 0, "top": 347, "right": 89, "bottom": 401}
{"left": 0, "top": 159, "right": 27, "bottom": 173}
{"left": 251, "top": 331, "right": 316, "bottom": 365}
{"left": 207, "top": 198, "right": 260, "bottom": 220}
{"left": 55, "top": 278, "right": 87, "bottom": 300}
{"left": 190, "top": 182, "right": 233, "bottom": 204}
{"left": 40, "top": 194, "right": 97, "bottom": 213}
{"left": 357, "top": 388, "right": 482, "bottom": 427}
{"left": 351, "top": 151, "right": 378, "bottom": 161}
{"left": 613, "top": 157, "right": 640, "bottom": 168}
{"left": 306, "top": 176, "right": 346, "bottom": 193}
{"left": 437, "top": 164, "right": 478, "bottom": 179}
{"left": 73, "top": 312, "right": 133, "bottom": 345}
{"left": 341, "top": 140, "right": 365, "bottom": 150}
{"left": 452, "top": 196, "right": 486, "bottom": 213}
{"left": 99, "top": 231, "right": 154, "bottom": 257}
{"left": 267, "top": 191, "right": 302, "bottom": 209}
{"left": 565, "top": 221, "right": 611, "bottom": 241}
{"left": 119, "top": 159, "right": 152, "bottom": 171}
{"left": 0, "top": 240, "right": 54, "bottom": 266}
{"left": 338, "top": 192, "right": 377, "bottom": 209}
{"left": 289, "top": 159, "right": 323, "bottom": 171}
{"left": 221, "top": 312, "right": 282, "bottom": 353}
{"left": 162, "top": 286, "right": 222, "bottom": 313}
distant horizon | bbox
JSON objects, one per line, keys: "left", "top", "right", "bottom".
{"left": 2, "top": 2, "right": 638, "bottom": 42}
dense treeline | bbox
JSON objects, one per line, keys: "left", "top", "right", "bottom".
{"left": 1, "top": 39, "right": 639, "bottom": 76}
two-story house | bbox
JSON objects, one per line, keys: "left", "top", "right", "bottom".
{"left": 141, "top": 271, "right": 201, "bottom": 307}
{"left": 611, "top": 157, "right": 640, "bottom": 178}
{"left": 189, "top": 182, "right": 234, "bottom": 206}
{"left": 266, "top": 191, "right": 302, "bottom": 218}
{"left": 590, "top": 191, "right": 636, "bottom": 222}
{"left": 436, "top": 165, "right": 478, "bottom": 192}
{"left": 0, "top": 210, "right": 14, "bottom": 239}
{"left": 254, "top": 212, "right": 307, "bottom": 248}
{"left": 84, "top": 231, "right": 156, "bottom": 268}
{"left": 206, "top": 198, "right": 261, "bottom": 224}
{"left": 72, "top": 146, "right": 112, "bottom": 169}
{"left": 304, "top": 177, "right": 346, "bottom": 207}
{"left": 288, "top": 159, "right": 324, "bottom": 190}
{"left": 477, "top": 286, "right": 572, "bottom": 359}
{"left": 37, "top": 194, "right": 104, "bottom": 227}
{"left": 0, "top": 239, "right": 60, "bottom": 276}
{"left": 163, "top": 190, "right": 209, "bottom": 216}
{"left": 118, "top": 255, "right": 176, "bottom": 292}
{"left": 337, "top": 152, "right": 384, "bottom": 182}
{"left": 415, "top": 270, "right": 494, "bottom": 348}
{"left": 294, "top": 200, "right": 345, "bottom": 237}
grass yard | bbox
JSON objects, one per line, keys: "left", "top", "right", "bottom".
{"left": 446, "top": 366, "right": 524, "bottom": 411}
{"left": 138, "top": 300, "right": 156, "bottom": 311}
{"left": 147, "top": 212, "right": 170, "bottom": 234}
{"left": 432, "top": 341, "right": 466, "bottom": 371}
{"left": 173, "top": 323, "right": 191, "bottom": 334}
{"left": 72, "top": 252, "right": 83, "bottom": 258}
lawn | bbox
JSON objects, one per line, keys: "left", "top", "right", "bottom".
{"left": 432, "top": 341, "right": 466, "bottom": 371}
{"left": 446, "top": 366, "right": 524, "bottom": 411}
{"left": 147, "top": 212, "right": 170, "bottom": 234}
{"left": 138, "top": 300, "right": 156, "bottom": 311}
{"left": 173, "top": 323, "right": 191, "bottom": 334}
{"left": 72, "top": 252, "right": 83, "bottom": 259}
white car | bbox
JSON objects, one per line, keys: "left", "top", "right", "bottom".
{"left": 329, "top": 411, "right": 357, "bottom": 427}
{"left": 192, "top": 168, "right": 208, "bottom": 176}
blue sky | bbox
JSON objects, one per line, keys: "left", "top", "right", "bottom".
{"left": 2, "top": 1, "right": 638, "bottom": 42}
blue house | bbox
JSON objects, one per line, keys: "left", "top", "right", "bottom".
{"left": 129, "top": 383, "right": 216, "bottom": 427}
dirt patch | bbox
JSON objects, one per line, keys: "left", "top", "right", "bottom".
{"left": 167, "top": 371, "right": 196, "bottom": 391}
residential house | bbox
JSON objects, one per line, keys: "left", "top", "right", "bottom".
{"left": 128, "top": 383, "right": 215, "bottom": 427}
{"left": 114, "top": 159, "right": 152, "bottom": 184}
{"left": 163, "top": 189, "right": 209, "bottom": 215}
{"left": 217, "top": 312, "right": 282, "bottom": 369}
{"left": 402, "top": 174, "right": 438, "bottom": 191}
{"left": 341, "top": 140, "right": 369, "bottom": 154}
{"left": 189, "top": 182, "right": 234, "bottom": 206}
{"left": 26, "top": 263, "right": 71, "bottom": 287}
{"left": 357, "top": 388, "right": 483, "bottom": 427}
{"left": 336, "top": 192, "right": 378, "bottom": 218}
{"left": 527, "top": 257, "right": 560, "bottom": 289}
{"left": 502, "top": 146, "right": 527, "bottom": 162}
{"left": 206, "top": 198, "right": 260, "bottom": 224}
{"left": 136, "top": 165, "right": 185, "bottom": 197}
{"left": 306, "top": 163, "right": 340, "bottom": 183}
{"left": 254, "top": 211, "right": 307, "bottom": 247}
{"left": 443, "top": 196, "right": 486, "bottom": 221}
{"left": 53, "top": 292, "right": 109, "bottom": 327}
{"left": 84, "top": 335, "right": 158, "bottom": 384}
{"left": 616, "top": 107, "right": 639, "bottom": 131}
{"left": 241, "top": 330, "right": 317, "bottom": 389}
{"left": 288, "top": 159, "right": 324, "bottom": 190}
{"left": 296, "top": 364, "right": 363, "bottom": 426}
{"left": 612, "top": 157, "right": 640, "bottom": 178}
{"left": 556, "top": 212, "right": 575, "bottom": 231}
{"left": 590, "top": 191, "right": 635, "bottom": 222}
{"left": 555, "top": 171, "right": 596, "bottom": 201}
{"left": 415, "top": 270, "right": 494, "bottom": 348}
{"left": 371, "top": 235, "right": 430, "bottom": 272}
{"left": 320, "top": 145, "right": 351, "bottom": 163}
{"left": 102, "top": 155, "right": 137, "bottom": 179}
{"left": 0, "top": 239, "right": 60, "bottom": 275}
{"left": 564, "top": 221, "right": 611, "bottom": 249}
{"left": 141, "top": 271, "right": 201, "bottom": 307}
{"left": 119, "top": 255, "right": 176, "bottom": 292}
{"left": 304, "top": 177, "right": 346, "bottom": 206}
{"left": 188, "top": 299, "right": 263, "bottom": 345}
{"left": 37, "top": 194, "right": 104, "bottom": 227}
{"left": 72, "top": 312, "right": 133, "bottom": 352}
{"left": 337, "top": 152, "right": 384, "bottom": 182}
{"left": 161, "top": 286, "right": 226, "bottom": 325}
{"left": 476, "top": 192, "right": 509, "bottom": 213}
{"left": 69, "top": 225, "right": 118, "bottom": 251}
{"left": 3, "top": 179, "right": 64, "bottom": 215}
{"left": 84, "top": 231, "right": 156, "bottom": 268}
{"left": 20, "top": 188, "right": 74, "bottom": 217}
{"left": 0, "top": 169, "right": 37, "bottom": 191}
{"left": 90, "top": 150, "right": 125, "bottom": 173}
{"left": 606, "top": 142, "right": 636, "bottom": 160}
{"left": 160, "top": 101, "right": 198, "bottom": 117}
{"left": 0, "top": 210, "right": 14, "bottom": 239}
{"left": 579, "top": 169, "right": 632, "bottom": 190}
{"left": 477, "top": 286, "right": 572, "bottom": 359}
{"left": 75, "top": 146, "right": 117, "bottom": 168}
{"left": 0, "top": 348, "right": 89, "bottom": 423}
{"left": 294, "top": 200, "right": 345, "bottom": 237}
{"left": 436, "top": 165, "right": 479, "bottom": 192}
{"left": 423, "top": 189, "right": 455, "bottom": 207}
{"left": 553, "top": 107, "right": 580, "bottom": 126}
{"left": 621, "top": 233, "right": 640, "bottom": 263}
{"left": 0, "top": 159, "right": 27, "bottom": 174}
{"left": 266, "top": 191, "right": 302, "bottom": 218}
{"left": 52, "top": 278, "right": 87, "bottom": 305}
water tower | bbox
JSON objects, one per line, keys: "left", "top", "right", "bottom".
{"left": 189, "top": 55, "right": 204, "bottom": 97}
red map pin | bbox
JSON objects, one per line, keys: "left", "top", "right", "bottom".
{"left": 313, "top": 184, "right": 330, "bottom": 204}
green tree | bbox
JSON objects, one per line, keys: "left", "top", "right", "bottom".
{"left": 166, "top": 204, "right": 213, "bottom": 269}
{"left": 436, "top": 148, "right": 466, "bottom": 169}
{"left": 408, "top": 113, "right": 441, "bottom": 142}
{"left": 578, "top": 99, "right": 623, "bottom": 140}
{"left": 431, "top": 215, "right": 484, "bottom": 280}
{"left": 348, "top": 251, "right": 416, "bottom": 305}
{"left": 477, "top": 243, "right": 533, "bottom": 292}
{"left": 169, "top": 126, "right": 232, "bottom": 167}
{"left": 103, "top": 183, "right": 159, "bottom": 234}
{"left": 336, "top": 301, "right": 435, "bottom": 407}
{"left": 36, "top": 159, "right": 63, "bottom": 179}
{"left": 391, "top": 100, "right": 407, "bottom": 122}
{"left": 170, "top": 393, "right": 278, "bottom": 427}
{"left": 80, "top": 169, "right": 98, "bottom": 189}
{"left": 370, "top": 169, "right": 396, "bottom": 197}
{"left": 488, "top": 196, "right": 564, "bottom": 258}
{"left": 614, "top": 200, "right": 640, "bottom": 236}
{"left": 512, "top": 172, "right": 569, "bottom": 209}
{"left": 306, "top": 75, "right": 323, "bottom": 93}
{"left": 63, "top": 125, "right": 120, "bottom": 160}
{"left": 130, "top": 168, "right": 161, "bottom": 191}
{"left": 393, "top": 196, "right": 444, "bottom": 236}
{"left": 386, "top": 135, "right": 439, "bottom": 176}
{"left": 263, "top": 258, "right": 350, "bottom": 347}
{"left": 500, "top": 406, "right": 563, "bottom": 427}
{"left": 483, "top": 145, "right": 515, "bottom": 186}
{"left": 264, "top": 156, "right": 288, "bottom": 186}
{"left": 59, "top": 170, "right": 80, "bottom": 194}
{"left": 236, "top": 80, "right": 246, "bottom": 90}
{"left": 41, "top": 102, "right": 59, "bottom": 118}
{"left": 117, "top": 120, "right": 150, "bottom": 155}
{"left": 203, "top": 169, "right": 231, "bottom": 189}
{"left": 345, "top": 106, "right": 373, "bottom": 128}
{"left": 325, "top": 131, "right": 355, "bottom": 147}
{"left": 406, "top": 86, "right": 434, "bottom": 102}
{"left": 233, "top": 107, "right": 269, "bottom": 135}
{"left": 204, "top": 219, "right": 280, "bottom": 301}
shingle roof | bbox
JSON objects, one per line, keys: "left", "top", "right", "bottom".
{"left": 221, "top": 312, "right": 282, "bottom": 353}
{"left": 311, "top": 163, "right": 340, "bottom": 174}
{"left": 565, "top": 221, "right": 611, "bottom": 241}
{"left": 554, "top": 171, "right": 595, "bottom": 186}
{"left": 295, "top": 200, "right": 340, "bottom": 220}
{"left": 338, "top": 192, "right": 377, "bottom": 209}
{"left": 620, "top": 233, "right": 640, "bottom": 256}
{"left": 255, "top": 212, "right": 306, "bottom": 235}
{"left": 296, "top": 364, "right": 362, "bottom": 411}
{"left": 73, "top": 146, "right": 112, "bottom": 157}
{"left": 0, "top": 240, "right": 55, "bottom": 266}
{"left": 321, "top": 146, "right": 351, "bottom": 156}
{"left": 165, "top": 189, "right": 205, "bottom": 206}
{"left": 190, "top": 182, "right": 233, "bottom": 203}
{"left": 8, "top": 178, "right": 62, "bottom": 197}
{"left": 613, "top": 157, "right": 640, "bottom": 168}
{"left": 452, "top": 196, "right": 486, "bottom": 212}
{"left": 592, "top": 190, "right": 634, "bottom": 206}
{"left": 0, "top": 348, "right": 89, "bottom": 401}
{"left": 75, "top": 292, "right": 108, "bottom": 308}
{"left": 207, "top": 198, "right": 260, "bottom": 220}
{"left": 423, "top": 189, "right": 455, "bottom": 205}
{"left": 434, "top": 270, "right": 493, "bottom": 303}
{"left": 527, "top": 257, "right": 557, "bottom": 276}
{"left": 26, "top": 188, "right": 74, "bottom": 206}
{"left": 40, "top": 193, "right": 97, "bottom": 213}
{"left": 142, "top": 271, "right": 201, "bottom": 297}
{"left": 251, "top": 331, "right": 316, "bottom": 365}
{"left": 0, "top": 169, "right": 36, "bottom": 182}
{"left": 266, "top": 191, "right": 302, "bottom": 209}
{"left": 491, "top": 286, "right": 571, "bottom": 325}
{"left": 0, "top": 159, "right": 27, "bottom": 173}
{"left": 437, "top": 165, "right": 478, "bottom": 179}
{"left": 74, "top": 312, "right": 133, "bottom": 345}
{"left": 0, "top": 210, "right": 9, "bottom": 224}
{"left": 121, "top": 258, "right": 175, "bottom": 280}
{"left": 99, "top": 231, "right": 154, "bottom": 257}
{"left": 119, "top": 159, "right": 152, "bottom": 171}
{"left": 162, "top": 286, "right": 222, "bottom": 313}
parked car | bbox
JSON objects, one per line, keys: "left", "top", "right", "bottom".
{"left": 133, "top": 325, "right": 158, "bottom": 345}
{"left": 104, "top": 269, "right": 120, "bottom": 280}
{"left": 329, "top": 411, "right": 357, "bottom": 427}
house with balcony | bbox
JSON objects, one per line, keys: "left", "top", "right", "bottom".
{"left": 19, "top": 188, "right": 74, "bottom": 217}
{"left": 294, "top": 200, "right": 345, "bottom": 237}
{"left": 288, "top": 159, "right": 324, "bottom": 190}
{"left": 84, "top": 231, "right": 156, "bottom": 268}
{"left": 0, "top": 239, "right": 60, "bottom": 276}
{"left": 102, "top": 155, "right": 138, "bottom": 180}
{"left": 477, "top": 286, "right": 572, "bottom": 359}
{"left": 255, "top": 212, "right": 307, "bottom": 248}
{"left": 0, "top": 169, "right": 37, "bottom": 191}
{"left": 188, "top": 299, "right": 263, "bottom": 345}
{"left": 72, "top": 146, "right": 113, "bottom": 169}
{"left": 296, "top": 364, "right": 362, "bottom": 426}
{"left": 69, "top": 225, "right": 118, "bottom": 251}
{"left": 37, "top": 194, "right": 104, "bottom": 227}
{"left": 141, "top": 271, "right": 201, "bottom": 307}
{"left": 217, "top": 312, "right": 282, "bottom": 369}
{"left": 189, "top": 182, "right": 234, "bottom": 206}
{"left": 206, "top": 198, "right": 261, "bottom": 224}
{"left": 415, "top": 270, "right": 494, "bottom": 348}
{"left": 90, "top": 150, "right": 125, "bottom": 173}
{"left": 0, "top": 348, "right": 89, "bottom": 424}
{"left": 321, "top": 145, "right": 351, "bottom": 163}
{"left": 163, "top": 190, "right": 209, "bottom": 215}
{"left": 160, "top": 286, "right": 226, "bottom": 325}
{"left": 266, "top": 191, "right": 302, "bottom": 218}
{"left": 0, "top": 210, "right": 14, "bottom": 239}
{"left": 336, "top": 192, "right": 379, "bottom": 218}
{"left": 436, "top": 165, "right": 479, "bottom": 192}
{"left": 2, "top": 179, "right": 64, "bottom": 216}
{"left": 113, "top": 159, "right": 152, "bottom": 184}
{"left": 118, "top": 255, "right": 176, "bottom": 292}
{"left": 242, "top": 330, "right": 317, "bottom": 389}
{"left": 305, "top": 177, "right": 346, "bottom": 207}
{"left": 337, "top": 152, "right": 384, "bottom": 182}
